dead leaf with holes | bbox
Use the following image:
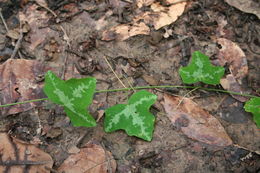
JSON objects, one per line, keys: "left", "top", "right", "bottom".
{"left": 0, "top": 59, "right": 47, "bottom": 116}
{"left": 216, "top": 38, "right": 249, "bottom": 102}
{"left": 0, "top": 133, "right": 53, "bottom": 173}
{"left": 162, "top": 94, "right": 233, "bottom": 147}
{"left": 102, "top": 0, "right": 187, "bottom": 41}
{"left": 58, "top": 142, "right": 116, "bottom": 173}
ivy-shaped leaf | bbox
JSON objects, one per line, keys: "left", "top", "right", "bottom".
{"left": 244, "top": 97, "right": 260, "bottom": 128}
{"left": 104, "top": 90, "right": 157, "bottom": 141}
{"left": 43, "top": 71, "right": 97, "bottom": 127}
{"left": 179, "top": 51, "right": 225, "bottom": 85}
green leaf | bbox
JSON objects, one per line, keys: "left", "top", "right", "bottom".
{"left": 104, "top": 90, "right": 157, "bottom": 141}
{"left": 179, "top": 51, "right": 225, "bottom": 85}
{"left": 43, "top": 71, "right": 97, "bottom": 127}
{"left": 244, "top": 97, "right": 260, "bottom": 128}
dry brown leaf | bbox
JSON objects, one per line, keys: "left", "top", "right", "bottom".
{"left": 217, "top": 38, "right": 248, "bottom": 82}
{"left": 216, "top": 38, "right": 250, "bottom": 102}
{"left": 102, "top": 22, "right": 150, "bottom": 41}
{"left": 224, "top": 0, "right": 260, "bottom": 19}
{"left": 0, "top": 132, "right": 53, "bottom": 173}
{"left": 162, "top": 94, "right": 233, "bottom": 147}
{"left": 102, "top": 1, "right": 187, "bottom": 40}
{"left": 19, "top": 4, "right": 56, "bottom": 50}
{"left": 220, "top": 74, "right": 249, "bottom": 102}
{"left": 58, "top": 142, "right": 116, "bottom": 173}
{"left": 0, "top": 59, "right": 46, "bottom": 116}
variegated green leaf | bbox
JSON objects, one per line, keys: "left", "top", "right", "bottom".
{"left": 244, "top": 97, "right": 260, "bottom": 128}
{"left": 43, "top": 71, "right": 96, "bottom": 127}
{"left": 104, "top": 90, "right": 157, "bottom": 141}
{"left": 179, "top": 51, "right": 225, "bottom": 85}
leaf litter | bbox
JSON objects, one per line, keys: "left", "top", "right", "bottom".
{"left": 0, "top": 0, "right": 260, "bottom": 172}
{"left": 163, "top": 94, "right": 233, "bottom": 147}
{"left": 0, "top": 132, "right": 53, "bottom": 173}
{"left": 58, "top": 142, "right": 117, "bottom": 173}
{"left": 102, "top": 0, "right": 187, "bottom": 41}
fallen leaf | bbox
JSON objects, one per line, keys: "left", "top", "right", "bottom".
{"left": 0, "top": 132, "right": 53, "bottom": 173}
{"left": 149, "top": 1, "right": 187, "bottom": 30}
{"left": 19, "top": 4, "right": 57, "bottom": 50}
{"left": 216, "top": 38, "right": 250, "bottom": 102}
{"left": 58, "top": 142, "right": 116, "bottom": 173}
{"left": 217, "top": 38, "right": 248, "bottom": 82}
{"left": 102, "top": 0, "right": 187, "bottom": 41}
{"left": 0, "top": 59, "right": 46, "bottom": 116}
{"left": 220, "top": 74, "right": 249, "bottom": 102}
{"left": 162, "top": 94, "right": 233, "bottom": 147}
{"left": 224, "top": 0, "right": 260, "bottom": 19}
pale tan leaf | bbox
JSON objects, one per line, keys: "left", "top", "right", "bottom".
{"left": 58, "top": 142, "right": 116, "bottom": 173}
{"left": 0, "top": 133, "right": 53, "bottom": 173}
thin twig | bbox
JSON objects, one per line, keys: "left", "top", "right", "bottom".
{"left": 175, "top": 87, "right": 199, "bottom": 110}
{"left": 34, "top": 1, "right": 57, "bottom": 17}
{"left": 10, "top": 27, "right": 23, "bottom": 59}
{"left": 0, "top": 8, "right": 9, "bottom": 31}
{"left": 103, "top": 56, "right": 127, "bottom": 88}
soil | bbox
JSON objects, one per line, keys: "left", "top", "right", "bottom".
{"left": 0, "top": 0, "right": 260, "bottom": 172}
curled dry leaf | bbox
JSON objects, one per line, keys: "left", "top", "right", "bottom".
{"left": 162, "top": 94, "right": 233, "bottom": 147}
{"left": 217, "top": 38, "right": 248, "bottom": 81}
{"left": 58, "top": 142, "right": 116, "bottom": 173}
{"left": 217, "top": 38, "right": 249, "bottom": 102}
{"left": 0, "top": 133, "right": 53, "bottom": 173}
{"left": 224, "top": 0, "right": 260, "bottom": 19}
{"left": 0, "top": 59, "right": 46, "bottom": 116}
{"left": 102, "top": 0, "right": 187, "bottom": 41}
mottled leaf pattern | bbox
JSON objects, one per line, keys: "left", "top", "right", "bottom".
{"left": 104, "top": 90, "right": 157, "bottom": 141}
{"left": 179, "top": 51, "right": 225, "bottom": 85}
{"left": 43, "top": 71, "right": 96, "bottom": 127}
{"left": 244, "top": 97, "right": 260, "bottom": 128}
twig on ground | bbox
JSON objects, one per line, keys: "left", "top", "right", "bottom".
{"left": 10, "top": 27, "right": 23, "bottom": 59}
{"left": 0, "top": 8, "right": 9, "bottom": 31}
{"left": 103, "top": 56, "right": 127, "bottom": 88}
{"left": 175, "top": 87, "right": 199, "bottom": 110}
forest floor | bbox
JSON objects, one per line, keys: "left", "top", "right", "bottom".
{"left": 0, "top": 0, "right": 260, "bottom": 172}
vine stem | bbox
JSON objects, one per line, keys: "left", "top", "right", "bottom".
{"left": 0, "top": 85, "right": 257, "bottom": 108}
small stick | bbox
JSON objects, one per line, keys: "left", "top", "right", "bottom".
{"left": 0, "top": 8, "right": 9, "bottom": 31}
{"left": 175, "top": 87, "right": 199, "bottom": 110}
{"left": 103, "top": 56, "right": 127, "bottom": 88}
{"left": 10, "top": 28, "right": 23, "bottom": 59}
